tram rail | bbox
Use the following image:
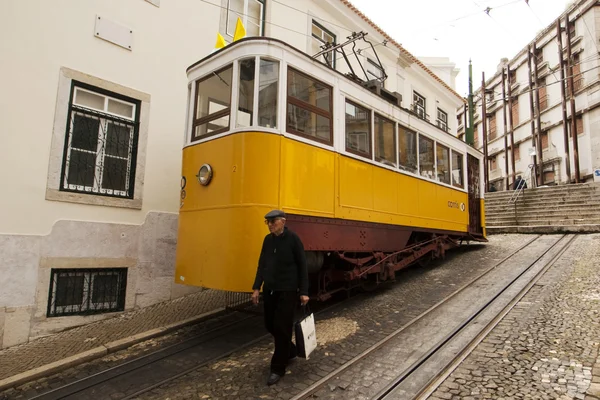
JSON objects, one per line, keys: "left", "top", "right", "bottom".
{"left": 291, "top": 234, "right": 576, "bottom": 400}
{"left": 26, "top": 294, "right": 350, "bottom": 400}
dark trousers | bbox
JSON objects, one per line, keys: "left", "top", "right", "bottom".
{"left": 263, "top": 290, "right": 298, "bottom": 375}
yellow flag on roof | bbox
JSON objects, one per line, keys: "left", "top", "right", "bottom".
{"left": 233, "top": 17, "right": 246, "bottom": 42}
{"left": 215, "top": 32, "right": 227, "bottom": 49}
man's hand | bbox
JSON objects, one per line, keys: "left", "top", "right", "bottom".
{"left": 300, "top": 295, "right": 309, "bottom": 306}
{"left": 252, "top": 290, "right": 260, "bottom": 305}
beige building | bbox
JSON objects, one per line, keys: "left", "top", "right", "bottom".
{"left": 457, "top": 0, "right": 600, "bottom": 191}
{"left": 0, "top": 0, "right": 461, "bottom": 348}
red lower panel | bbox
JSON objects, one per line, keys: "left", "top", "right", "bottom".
{"left": 286, "top": 214, "right": 412, "bottom": 252}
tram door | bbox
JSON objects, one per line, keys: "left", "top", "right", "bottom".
{"left": 467, "top": 154, "right": 483, "bottom": 235}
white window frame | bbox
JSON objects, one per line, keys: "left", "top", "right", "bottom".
{"left": 311, "top": 20, "right": 336, "bottom": 68}
{"left": 46, "top": 67, "right": 149, "bottom": 210}
{"left": 63, "top": 86, "right": 137, "bottom": 198}
{"left": 437, "top": 108, "right": 448, "bottom": 132}
{"left": 366, "top": 58, "right": 384, "bottom": 81}
{"left": 226, "top": 0, "right": 265, "bottom": 38}
{"left": 413, "top": 91, "right": 426, "bottom": 120}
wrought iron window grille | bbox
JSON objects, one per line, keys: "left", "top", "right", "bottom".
{"left": 60, "top": 82, "right": 140, "bottom": 199}
{"left": 47, "top": 268, "right": 128, "bottom": 317}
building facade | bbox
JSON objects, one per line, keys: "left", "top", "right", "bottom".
{"left": 0, "top": 0, "right": 462, "bottom": 348}
{"left": 457, "top": 0, "right": 600, "bottom": 191}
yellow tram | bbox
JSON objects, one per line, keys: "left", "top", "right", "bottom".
{"left": 175, "top": 37, "right": 486, "bottom": 299}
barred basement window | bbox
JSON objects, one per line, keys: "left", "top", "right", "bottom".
{"left": 47, "top": 268, "right": 127, "bottom": 317}
{"left": 61, "top": 83, "right": 140, "bottom": 198}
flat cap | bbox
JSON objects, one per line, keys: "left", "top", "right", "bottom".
{"left": 264, "top": 209, "right": 286, "bottom": 219}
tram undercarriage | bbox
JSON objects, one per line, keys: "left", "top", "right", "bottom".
{"left": 306, "top": 232, "right": 478, "bottom": 301}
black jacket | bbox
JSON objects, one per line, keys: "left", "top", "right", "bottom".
{"left": 252, "top": 227, "right": 309, "bottom": 296}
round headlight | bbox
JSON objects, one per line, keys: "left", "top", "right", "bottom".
{"left": 197, "top": 164, "right": 213, "bottom": 186}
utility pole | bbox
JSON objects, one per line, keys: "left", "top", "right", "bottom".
{"left": 502, "top": 68, "right": 509, "bottom": 190}
{"left": 557, "top": 19, "right": 572, "bottom": 183}
{"left": 466, "top": 59, "right": 475, "bottom": 146}
{"left": 507, "top": 65, "right": 516, "bottom": 186}
{"left": 527, "top": 44, "right": 539, "bottom": 188}
{"left": 482, "top": 72, "right": 489, "bottom": 191}
{"left": 565, "top": 14, "right": 581, "bottom": 183}
{"left": 533, "top": 42, "right": 544, "bottom": 186}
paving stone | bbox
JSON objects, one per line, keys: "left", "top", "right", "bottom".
{"left": 431, "top": 234, "right": 600, "bottom": 400}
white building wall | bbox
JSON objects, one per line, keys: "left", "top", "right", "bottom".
{"left": 0, "top": 0, "right": 461, "bottom": 347}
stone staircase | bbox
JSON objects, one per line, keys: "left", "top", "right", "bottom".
{"left": 484, "top": 182, "right": 600, "bottom": 234}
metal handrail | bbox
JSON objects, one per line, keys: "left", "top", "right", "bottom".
{"left": 508, "top": 163, "right": 534, "bottom": 205}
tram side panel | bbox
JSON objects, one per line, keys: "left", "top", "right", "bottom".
{"left": 335, "top": 154, "right": 470, "bottom": 234}
{"left": 175, "top": 132, "right": 282, "bottom": 292}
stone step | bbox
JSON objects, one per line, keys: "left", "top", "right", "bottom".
{"left": 485, "top": 183, "right": 600, "bottom": 198}
{"left": 485, "top": 211, "right": 599, "bottom": 219}
{"left": 485, "top": 195, "right": 600, "bottom": 205}
{"left": 486, "top": 217, "right": 600, "bottom": 226}
{"left": 486, "top": 207, "right": 598, "bottom": 216}
{"left": 485, "top": 199, "right": 599, "bottom": 210}
{"left": 485, "top": 191, "right": 600, "bottom": 201}
{"left": 486, "top": 186, "right": 600, "bottom": 197}
{"left": 486, "top": 217, "right": 600, "bottom": 227}
{"left": 485, "top": 204, "right": 598, "bottom": 214}
{"left": 486, "top": 224, "right": 600, "bottom": 234}
{"left": 484, "top": 188, "right": 600, "bottom": 200}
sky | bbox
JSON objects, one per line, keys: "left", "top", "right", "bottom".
{"left": 347, "top": 0, "right": 573, "bottom": 96}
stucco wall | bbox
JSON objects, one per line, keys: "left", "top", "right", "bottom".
{"left": 0, "top": 211, "right": 200, "bottom": 348}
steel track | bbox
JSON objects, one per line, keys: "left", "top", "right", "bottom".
{"left": 291, "top": 234, "right": 546, "bottom": 399}
{"left": 405, "top": 234, "right": 577, "bottom": 400}
{"left": 28, "top": 312, "right": 258, "bottom": 400}
{"left": 370, "top": 234, "right": 576, "bottom": 399}
{"left": 28, "top": 293, "right": 353, "bottom": 400}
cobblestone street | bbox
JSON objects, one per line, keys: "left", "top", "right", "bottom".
{"left": 133, "top": 234, "right": 537, "bottom": 399}
{"left": 429, "top": 233, "right": 600, "bottom": 400}
{"left": 3, "top": 234, "right": 600, "bottom": 400}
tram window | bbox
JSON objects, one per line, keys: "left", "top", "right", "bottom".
{"left": 193, "top": 64, "right": 233, "bottom": 141}
{"left": 345, "top": 100, "right": 371, "bottom": 158}
{"left": 436, "top": 143, "right": 451, "bottom": 185}
{"left": 398, "top": 126, "right": 418, "bottom": 173}
{"left": 237, "top": 58, "right": 255, "bottom": 127}
{"left": 374, "top": 114, "right": 396, "bottom": 166}
{"left": 258, "top": 59, "right": 279, "bottom": 129}
{"left": 452, "top": 151, "right": 464, "bottom": 189}
{"left": 287, "top": 68, "right": 332, "bottom": 144}
{"left": 418, "top": 135, "right": 435, "bottom": 179}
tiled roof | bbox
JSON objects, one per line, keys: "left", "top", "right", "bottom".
{"left": 338, "top": 0, "right": 465, "bottom": 102}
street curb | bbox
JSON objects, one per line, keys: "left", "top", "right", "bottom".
{"left": 0, "top": 307, "right": 226, "bottom": 392}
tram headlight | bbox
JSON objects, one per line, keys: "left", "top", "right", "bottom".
{"left": 197, "top": 164, "right": 213, "bottom": 186}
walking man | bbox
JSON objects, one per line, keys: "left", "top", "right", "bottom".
{"left": 252, "top": 210, "right": 309, "bottom": 386}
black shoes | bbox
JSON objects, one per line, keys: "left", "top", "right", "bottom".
{"left": 267, "top": 372, "right": 282, "bottom": 386}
